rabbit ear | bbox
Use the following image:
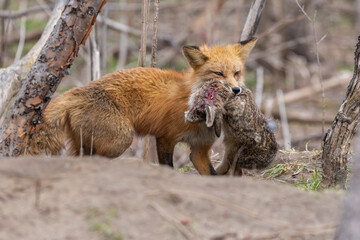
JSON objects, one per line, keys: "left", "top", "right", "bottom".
{"left": 205, "top": 105, "right": 216, "bottom": 127}
{"left": 205, "top": 105, "right": 222, "bottom": 137}
{"left": 214, "top": 115, "right": 222, "bottom": 138}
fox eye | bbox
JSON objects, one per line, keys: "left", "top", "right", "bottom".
{"left": 213, "top": 72, "right": 224, "bottom": 77}
{"left": 234, "top": 71, "right": 241, "bottom": 77}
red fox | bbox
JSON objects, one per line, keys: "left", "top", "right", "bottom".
{"left": 27, "top": 38, "right": 257, "bottom": 175}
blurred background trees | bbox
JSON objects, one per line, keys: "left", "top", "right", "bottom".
{"left": 0, "top": 0, "right": 358, "bottom": 153}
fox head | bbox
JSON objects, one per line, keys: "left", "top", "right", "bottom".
{"left": 182, "top": 38, "right": 257, "bottom": 92}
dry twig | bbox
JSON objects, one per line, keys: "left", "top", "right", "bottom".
{"left": 150, "top": 0, "right": 159, "bottom": 68}
{"left": 100, "top": 5, "right": 108, "bottom": 75}
{"left": 257, "top": 15, "right": 305, "bottom": 39}
{"left": 277, "top": 90, "right": 291, "bottom": 150}
{"left": 0, "top": 4, "right": 52, "bottom": 19}
{"left": 140, "top": 0, "right": 150, "bottom": 163}
{"left": 14, "top": 0, "right": 27, "bottom": 62}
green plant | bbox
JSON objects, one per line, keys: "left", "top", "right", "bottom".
{"left": 293, "top": 163, "right": 307, "bottom": 175}
{"left": 295, "top": 168, "right": 323, "bottom": 191}
{"left": 178, "top": 164, "right": 193, "bottom": 173}
{"left": 263, "top": 164, "right": 289, "bottom": 179}
{"left": 89, "top": 208, "right": 123, "bottom": 240}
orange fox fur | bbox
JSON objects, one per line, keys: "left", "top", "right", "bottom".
{"left": 27, "top": 39, "right": 257, "bottom": 175}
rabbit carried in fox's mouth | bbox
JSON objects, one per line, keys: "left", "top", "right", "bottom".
{"left": 185, "top": 79, "right": 278, "bottom": 175}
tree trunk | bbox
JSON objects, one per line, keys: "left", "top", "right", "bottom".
{"left": 322, "top": 37, "right": 360, "bottom": 188}
{"left": 240, "top": 0, "right": 266, "bottom": 42}
{"left": 0, "top": 0, "right": 107, "bottom": 157}
{"left": 335, "top": 135, "right": 360, "bottom": 239}
{"left": 0, "top": 0, "right": 66, "bottom": 123}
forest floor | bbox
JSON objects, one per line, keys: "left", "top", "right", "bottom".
{"left": 0, "top": 152, "right": 345, "bottom": 240}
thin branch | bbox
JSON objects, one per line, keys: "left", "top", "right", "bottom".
{"left": 116, "top": 0, "right": 129, "bottom": 70}
{"left": 36, "top": 0, "right": 52, "bottom": 17}
{"left": 139, "top": 0, "right": 149, "bottom": 67}
{"left": 292, "top": 132, "right": 323, "bottom": 146}
{"left": 295, "top": 4, "right": 327, "bottom": 148}
{"left": 100, "top": 5, "right": 108, "bottom": 75}
{"left": 249, "top": 36, "right": 312, "bottom": 62}
{"left": 90, "top": 130, "right": 94, "bottom": 156}
{"left": 277, "top": 90, "right": 291, "bottom": 150}
{"left": 80, "top": 127, "right": 83, "bottom": 157}
{"left": 140, "top": 0, "right": 150, "bottom": 162}
{"left": 0, "top": 4, "right": 53, "bottom": 19}
{"left": 295, "top": 0, "right": 312, "bottom": 21}
{"left": 255, "top": 66, "right": 264, "bottom": 107}
{"left": 105, "top": 2, "right": 183, "bottom": 11}
{"left": 89, "top": 27, "right": 100, "bottom": 81}
{"left": 311, "top": 12, "right": 326, "bottom": 148}
{"left": 150, "top": 0, "right": 159, "bottom": 68}
{"left": 0, "top": 0, "right": 10, "bottom": 67}
{"left": 97, "top": 16, "right": 180, "bottom": 49}
{"left": 14, "top": 1, "right": 27, "bottom": 62}
{"left": 281, "top": 71, "right": 351, "bottom": 105}
{"left": 257, "top": 15, "right": 305, "bottom": 39}
{"left": 8, "top": 29, "right": 43, "bottom": 45}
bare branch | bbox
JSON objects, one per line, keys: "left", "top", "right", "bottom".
{"left": 35, "top": 0, "right": 52, "bottom": 17}
{"left": 139, "top": 0, "right": 149, "bottom": 67}
{"left": 100, "top": 5, "right": 108, "bottom": 75}
{"left": 255, "top": 67, "right": 263, "bottom": 107}
{"left": 97, "top": 16, "right": 180, "bottom": 49}
{"left": 277, "top": 90, "right": 291, "bottom": 151}
{"left": 0, "top": 4, "right": 53, "bottom": 19}
{"left": 280, "top": 71, "right": 351, "bottom": 105}
{"left": 14, "top": 1, "right": 27, "bottom": 62}
{"left": 140, "top": 0, "right": 150, "bottom": 162}
{"left": 116, "top": 0, "right": 129, "bottom": 70}
{"left": 89, "top": 29, "right": 100, "bottom": 81}
{"left": 150, "top": 0, "right": 159, "bottom": 68}
{"left": 295, "top": 0, "right": 312, "bottom": 21}
{"left": 257, "top": 15, "right": 305, "bottom": 39}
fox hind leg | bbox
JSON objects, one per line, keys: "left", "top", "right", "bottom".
{"left": 66, "top": 102, "right": 134, "bottom": 158}
{"left": 156, "top": 137, "right": 175, "bottom": 167}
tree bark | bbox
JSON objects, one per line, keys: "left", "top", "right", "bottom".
{"left": 335, "top": 135, "right": 360, "bottom": 239}
{"left": 0, "top": 0, "right": 107, "bottom": 157}
{"left": 0, "top": 0, "right": 66, "bottom": 123}
{"left": 240, "top": 0, "right": 266, "bottom": 42}
{"left": 322, "top": 37, "right": 360, "bottom": 188}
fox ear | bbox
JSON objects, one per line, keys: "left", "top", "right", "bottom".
{"left": 235, "top": 37, "right": 257, "bottom": 62}
{"left": 182, "top": 46, "right": 209, "bottom": 69}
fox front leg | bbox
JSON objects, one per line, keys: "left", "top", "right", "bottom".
{"left": 190, "top": 144, "right": 217, "bottom": 175}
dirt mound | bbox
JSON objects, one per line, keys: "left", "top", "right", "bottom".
{"left": 0, "top": 157, "right": 343, "bottom": 240}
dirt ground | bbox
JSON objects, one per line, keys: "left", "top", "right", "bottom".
{"left": 0, "top": 156, "right": 344, "bottom": 240}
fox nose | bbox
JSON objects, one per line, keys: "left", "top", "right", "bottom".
{"left": 232, "top": 87, "right": 242, "bottom": 95}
